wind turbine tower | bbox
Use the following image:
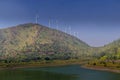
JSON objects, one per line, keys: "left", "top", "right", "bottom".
{"left": 35, "top": 14, "right": 39, "bottom": 24}
{"left": 68, "top": 25, "right": 71, "bottom": 34}
{"left": 74, "top": 32, "right": 76, "bottom": 36}
{"left": 48, "top": 19, "right": 51, "bottom": 27}
{"left": 76, "top": 32, "right": 79, "bottom": 38}
{"left": 56, "top": 20, "right": 59, "bottom": 30}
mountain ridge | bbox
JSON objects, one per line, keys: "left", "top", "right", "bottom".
{"left": 0, "top": 23, "right": 120, "bottom": 63}
{"left": 0, "top": 23, "right": 90, "bottom": 62}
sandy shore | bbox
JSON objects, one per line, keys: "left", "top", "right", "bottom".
{"left": 1, "top": 61, "right": 120, "bottom": 74}
{"left": 0, "top": 61, "right": 82, "bottom": 70}
{"left": 82, "top": 65, "right": 120, "bottom": 73}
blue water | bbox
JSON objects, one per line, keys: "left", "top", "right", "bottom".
{"left": 0, "top": 65, "right": 120, "bottom": 80}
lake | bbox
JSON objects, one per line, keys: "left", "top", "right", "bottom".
{"left": 0, "top": 65, "right": 120, "bottom": 80}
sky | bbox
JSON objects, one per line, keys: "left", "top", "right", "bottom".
{"left": 0, "top": 0, "right": 120, "bottom": 47}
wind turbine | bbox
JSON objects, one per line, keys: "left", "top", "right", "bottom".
{"left": 74, "top": 32, "right": 76, "bottom": 36}
{"left": 48, "top": 19, "right": 51, "bottom": 28}
{"left": 68, "top": 25, "right": 71, "bottom": 34}
{"left": 64, "top": 28, "right": 67, "bottom": 33}
{"left": 76, "top": 32, "right": 79, "bottom": 38}
{"left": 35, "top": 14, "right": 39, "bottom": 24}
{"left": 56, "top": 20, "right": 59, "bottom": 30}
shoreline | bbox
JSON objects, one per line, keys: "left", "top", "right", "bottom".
{"left": 0, "top": 60, "right": 120, "bottom": 74}
{"left": 11, "top": 63, "right": 80, "bottom": 70}
{"left": 9, "top": 64, "right": 120, "bottom": 74}
{"left": 0, "top": 60, "right": 83, "bottom": 70}
{"left": 82, "top": 65, "right": 120, "bottom": 73}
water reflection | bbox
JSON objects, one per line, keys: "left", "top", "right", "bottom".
{"left": 0, "top": 65, "right": 120, "bottom": 80}
{"left": 0, "top": 69, "right": 76, "bottom": 80}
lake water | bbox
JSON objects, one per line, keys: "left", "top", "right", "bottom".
{"left": 0, "top": 65, "right": 120, "bottom": 80}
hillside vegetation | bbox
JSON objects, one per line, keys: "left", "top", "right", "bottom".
{"left": 87, "top": 39, "right": 120, "bottom": 70}
{"left": 0, "top": 23, "right": 91, "bottom": 63}
{"left": 1, "top": 23, "right": 120, "bottom": 70}
{"left": 98, "top": 39, "right": 120, "bottom": 61}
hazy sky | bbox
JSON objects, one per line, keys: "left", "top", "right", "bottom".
{"left": 0, "top": 0, "right": 120, "bottom": 47}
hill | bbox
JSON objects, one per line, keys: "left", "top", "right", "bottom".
{"left": 86, "top": 39, "right": 120, "bottom": 71}
{"left": 97, "top": 39, "right": 120, "bottom": 60}
{"left": 0, "top": 23, "right": 90, "bottom": 62}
